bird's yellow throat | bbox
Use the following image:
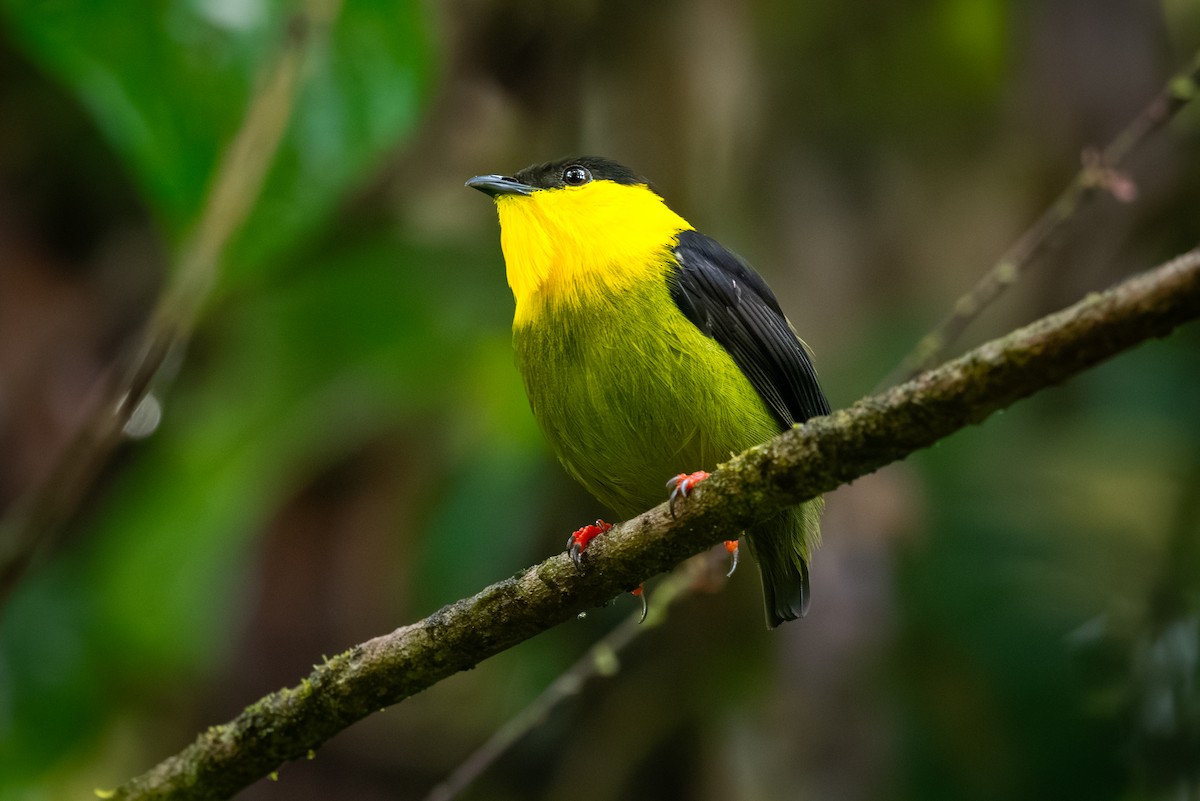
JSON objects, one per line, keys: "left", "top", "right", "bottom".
{"left": 495, "top": 180, "right": 693, "bottom": 327}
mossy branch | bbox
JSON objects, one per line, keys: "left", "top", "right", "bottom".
{"left": 109, "top": 245, "right": 1200, "bottom": 801}
{"left": 421, "top": 550, "right": 724, "bottom": 801}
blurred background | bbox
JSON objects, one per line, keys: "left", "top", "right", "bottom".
{"left": 1, "top": 0, "right": 1199, "bottom": 799}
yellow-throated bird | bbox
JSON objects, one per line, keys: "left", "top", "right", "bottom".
{"left": 468, "top": 156, "right": 830, "bottom": 627}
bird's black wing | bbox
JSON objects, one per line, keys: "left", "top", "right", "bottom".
{"left": 669, "top": 229, "right": 830, "bottom": 429}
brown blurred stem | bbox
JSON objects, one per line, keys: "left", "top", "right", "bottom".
{"left": 420, "top": 551, "right": 724, "bottom": 801}
{"left": 882, "top": 50, "right": 1200, "bottom": 389}
{"left": 107, "top": 246, "right": 1200, "bottom": 801}
{"left": 0, "top": 0, "right": 341, "bottom": 605}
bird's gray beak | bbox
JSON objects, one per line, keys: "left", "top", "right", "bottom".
{"left": 466, "top": 174, "right": 533, "bottom": 197}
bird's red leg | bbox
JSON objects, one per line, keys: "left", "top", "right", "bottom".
{"left": 666, "top": 470, "right": 709, "bottom": 518}
{"left": 566, "top": 520, "right": 648, "bottom": 621}
{"left": 724, "top": 539, "right": 740, "bottom": 577}
{"left": 630, "top": 584, "right": 648, "bottom": 623}
{"left": 566, "top": 519, "right": 612, "bottom": 565}
{"left": 667, "top": 471, "right": 739, "bottom": 575}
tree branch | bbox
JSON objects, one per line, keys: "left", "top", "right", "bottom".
{"left": 107, "top": 245, "right": 1200, "bottom": 801}
{"left": 883, "top": 49, "right": 1200, "bottom": 388}
{"left": 421, "top": 550, "right": 725, "bottom": 801}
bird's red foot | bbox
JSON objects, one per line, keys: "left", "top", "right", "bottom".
{"left": 666, "top": 471, "right": 710, "bottom": 518}
{"left": 724, "top": 539, "right": 740, "bottom": 577}
{"left": 631, "top": 584, "right": 648, "bottom": 623}
{"left": 566, "top": 519, "right": 612, "bottom": 565}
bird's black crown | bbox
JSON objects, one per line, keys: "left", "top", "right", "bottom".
{"left": 514, "top": 156, "right": 649, "bottom": 190}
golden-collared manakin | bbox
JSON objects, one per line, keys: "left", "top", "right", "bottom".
{"left": 467, "top": 156, "right": 830, "bottom": 627}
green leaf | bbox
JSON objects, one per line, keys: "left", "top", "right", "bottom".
{"left": 0, "top": 0, "right": 434, "bottom": 275}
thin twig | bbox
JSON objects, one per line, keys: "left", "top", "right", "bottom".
{"left": 0, "top": 0, "right": 341, "bottom": 605}
{"left": 882, "top": 50, "right": 1200, "bottom": 389}
{"left": 107, "top": 246, "right": 1200, "bottom": 801}
{"left": 421, "top": 551, "right": 724, "bottom": 801}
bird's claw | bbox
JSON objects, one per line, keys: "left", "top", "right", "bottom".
{"left": 566, "top": 519, "right": 612, "bottom": 565}
{"left": 724, "top": 539, "right": 740, "bottom": 577}
{"left": 666, "top": 471, "right": 710, "bottom": 518}
{"left": 631, "top": 584, "right": 648, "bottom": 623}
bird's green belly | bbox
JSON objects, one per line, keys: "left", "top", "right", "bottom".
{"left": 514, "top": 281, "right": 781, "bottom": 519}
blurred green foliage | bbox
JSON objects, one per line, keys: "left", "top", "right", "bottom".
{"left": 1, "top": 0, "right": 431, "bottom": 273}
{"left": 0, "top": 1, "right": 1197, "bottom": 800}
{"left": 0, "top": 0, "right": 455, "bottom": 794}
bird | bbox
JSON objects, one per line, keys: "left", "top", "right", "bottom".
{"left": 467, "top": 156, "right": 830, "bottom": 627}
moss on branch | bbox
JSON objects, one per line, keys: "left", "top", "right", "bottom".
{"left": 111, "top": 247, "right": 1200, "bottom": 801}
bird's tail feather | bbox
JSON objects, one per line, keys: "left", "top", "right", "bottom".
{"left": 747, "top": 497, "right": 823, "bottom": 628}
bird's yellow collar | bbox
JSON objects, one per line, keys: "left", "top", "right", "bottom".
{"left": 495, "top": 180, "right": 692, "bottom": 327}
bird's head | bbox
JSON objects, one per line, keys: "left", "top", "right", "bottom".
{"left": 467, "top": 156, "right": 692, "bottom": 325}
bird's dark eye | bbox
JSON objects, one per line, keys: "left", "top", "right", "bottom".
{"left": 562, "top": 165, "right": 592, "bottom": 186}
